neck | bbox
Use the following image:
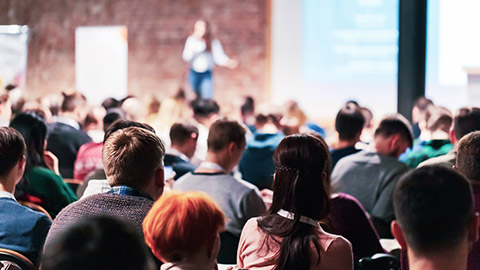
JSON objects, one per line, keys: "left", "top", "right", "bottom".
{"left": 334, "top": 139, "right": 358, "bottom": 149}
{"left": 195, "top": 116, "right": 210, "bottom": 128}
{"left": 408, "top": 244, "right": 468, "bottom": 270}
{"left": 171, "top": 145, "right": 189, "bottom": 158}
{"left": 0, "top": 181, "right": 14, "bottom": 194}
{"left": 429, "top": 130, "right": 450, "bottom": 140}
{"left": 197, "top": 152, "right": 230, "bottom": 173}
{"left": 176, "top": 251, "right": 215, "bottom": 269}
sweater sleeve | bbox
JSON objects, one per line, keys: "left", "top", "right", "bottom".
{"left": 28, "top": 167, "right": 78, "bottom": 217}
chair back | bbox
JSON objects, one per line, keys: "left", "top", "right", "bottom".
{"left": 217, "top": 231, "right": 240, "bottom": 264}
{"left": 0, "top": 248, "right": 37, "bottom": 270}
{"left": 357, "top": 253, "right": 401, "bottom": 270}
{"left": 18, "top": 201, "right": 53, "bottom": 221}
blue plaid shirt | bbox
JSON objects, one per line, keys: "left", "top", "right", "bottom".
{"left": 107, "top": 186, "right": 153, "bottom": 200}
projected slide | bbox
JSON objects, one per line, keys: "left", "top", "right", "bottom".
{"left": 302, "top": 0, "right": 398, "bottom": 83}
{"left": 426, "top": 0, "right": 480, "bottom": 108}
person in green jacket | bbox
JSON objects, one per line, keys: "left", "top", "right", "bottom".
{"left": 10, "top": 111, "right": 77, "bottom": 218}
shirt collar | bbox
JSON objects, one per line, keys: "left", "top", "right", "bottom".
{"left": 107, "top": 185, "right": 153, "bottom": 200}
{"left": 0, "top": 190, "right": 16, "bottom": 201}
{"left": 55, "top": 116, "right": 80, "bottom": 130}
{"left": 167, "top": 148, "right": 190, "bottom": 162}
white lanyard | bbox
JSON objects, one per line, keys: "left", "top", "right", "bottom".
{"left": 198, "top": 161, "right": 225, "bottom": 172}
{"left": 277, "top": 209, "right": 320, "bottom": 228}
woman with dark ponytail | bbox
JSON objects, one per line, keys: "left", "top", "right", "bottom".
{"left": 236, "top": 134, "right": 353, "bottom": 270}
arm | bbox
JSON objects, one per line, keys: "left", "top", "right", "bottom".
{"left": 212, "top": 40, "right": 238, "bottom": 68}
{"left": 322, "top": 237, "right": 354, "bottom": 270}
{"left": 182, "top": 37, "right": 197, "bottom": 62}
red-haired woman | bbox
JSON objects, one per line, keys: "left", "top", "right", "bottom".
{"left": 143, "top": 191, "right": 225, "bottom": 270}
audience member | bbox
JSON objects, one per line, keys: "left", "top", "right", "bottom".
{"left": 240, "top": 96, "right": 256, "bottom": 133}
{"left": 150, "top": 92, "right": 191, "bottom": 150}
{"left": 165, "top": 122, "right": 198, "bottom": 180}
{"left": 73, "top": 108, "right": 126, "bottom": 181}
{"left": 10, "top": 112, "right": 77, "bottom": 218}
{"left": 143, "top": 191, "right": 225, "bottom": 270}
{"left": 403, "top": 106, "right": 453, "bottom": 168}
{"left": 101, "top": 97, "right": 120, "bottom": 111}
{"left": 411, "top": 97, "right": 434, "bottom": 139}
{"left": 173, "top": 119, "right": 266, "bottom": 262}
{"left": 121, "top": 96, "right": 148, "bottom": 123}
{"left": 392, "top": 166, "right": 479, "bottom": 270}
{"left": 330, "top": 104, "right": 365, "bottom": 169}
{"left": 47, "top": 91, "right": 92, "bottom": 178}
{"left": 455, "top": 131, "right": 480, "bottom": 269}
{"left": 239, "top": 110, "right": 284, "bottom": 190}
{"left": 0, "top": 90, "right": 11, "bottom": 126}
{"left": 0, "top": 127, "right": 51, "bottom": 265}
{"left": 46, "top": 126, "right": 165, "bottom": 244}
{"left": 76, "top": 120, "right": 157, "bottom": 199}
{"left": 282, "top": 100, "right": 325, "bottom": 137}
{"left": 331, "top": 114, "right": 412, "bottom": 238}
{"left": 190, "top": 98, "right": 220, "bottom": 162}
{"left": 42, "top": 215, "right": 154, "bottom": 270}
{"left": 237, "top": 134, "right": 352, "bottom": 269}
{"left": 418, "top": 107, "right": 480, "bottom": 168}
{"left": 82, "top": 105, "right": 106, "bottom": 143}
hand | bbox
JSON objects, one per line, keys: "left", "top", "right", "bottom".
{"left": 44, "top": 151, "right": 60, "bottom": 175}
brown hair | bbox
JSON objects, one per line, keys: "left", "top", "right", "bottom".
{"left": 457, "top": 131, "right": 480, "bottom": 182}
{"left": 207, "top": 119, "right": 246, "bottom": 152}
{"left": 426, "top": 106, "right": 452, "bottom": 133}
{"left": 61, "top": 91, "right": 86, "bottom": 112}
{"left": 103, "top": 127, "right": 165, "bottom": 188}
{"left": 453, "top": 107, "right": 480, "bottom": 140}
{"left": 170, "top": 122, "right": 199, "bottom": 145}
{"left": 0, "top": 127, "right": 26, "bottom": 178}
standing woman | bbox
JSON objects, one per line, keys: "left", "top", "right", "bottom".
{"left": 182, "top": 20, "right": 238, "bottom": 99}
{"left": 237, "top": 134, "right": 353, "bottom": 270}
{"left": 10, "top": 111, "right": 77, "bottom": 218}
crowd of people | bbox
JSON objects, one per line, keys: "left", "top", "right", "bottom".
{"left": 0, "top": 85, "right": 479, "bottom": 270}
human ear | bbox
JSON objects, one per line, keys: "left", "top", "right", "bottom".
{"left": 468, "top": 212, "right": 480, "bottom": 250}
{"left": 391, "top": 220, "right": 408, "bottom": 250}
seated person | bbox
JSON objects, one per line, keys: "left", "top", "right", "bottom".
{"left": 392, "top": 166, "right": 479, "bottom": 270}
{"left": 403, "top": 106, "right": 453, "bottom": 168}
{"left": 73, "top": 108, "right": 125, "bottom": 181}
{"left": 10, "top": 112, "right": 77, "bottom": 218}
{"left": 42, "top": 215, "right": 154, "bottom": 270}
{"left": 239, "top": 110, "right": 284, "bottom": 189}
{"left": 0, "top": 127, "right": 51, "bottom": 265}
{"left": 332, "top": 114, "right": 412, "bottom": 238}
{"left": 418, "top": 107, "right": 480, "bottom": 168}
{"left": 164, "top": 122, "right": 198, "bottom": 180}
{"left": 330, "top": 103, "right": 365, "bottom": 169}
{"left": 143, "top": 191, "right": 225, "bottom": 269}
{"left": 237, "top": 134, "right": 352, "bottom": 269}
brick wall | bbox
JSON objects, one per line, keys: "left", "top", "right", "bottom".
{"left": 0, "top": 0, "right": 268, "bottom": 110}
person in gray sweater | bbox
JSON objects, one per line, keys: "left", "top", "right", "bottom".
{"left": 331, "top": 114, "right": 413, "bottom": 238}
{"left": 174, "top": 119, "right": 266, "bottom": 263}
{"left": 46, "top": 126, "right": 166, "bottom": 244}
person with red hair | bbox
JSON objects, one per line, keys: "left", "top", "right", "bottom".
{"left": 143, "top": 191, "right": 225, "bottom": 270}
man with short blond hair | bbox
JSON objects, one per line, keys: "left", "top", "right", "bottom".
{"left": 46, "top": 126, "right": 165, "bottom": 244}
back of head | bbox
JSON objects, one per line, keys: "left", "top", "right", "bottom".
{"left": 103, "top": 126, "right": 165, "bottom": 188}
{"left": 394, "top": 166, "right": 473, "bottom": 256}
{"left": 335, "top": 104, "right": 365, "bottom": 141}
{"left": 413, "top": 97, "right": 434, "bottom": 123}
{"left": 426, "top": 106, "right": 452, "bottom": 133}
{"left": 9, "top": 111, "right": 47, "bottom": 170}
{"left": 191, "top": 98, "right": 220, "bottom": 118}
{"left": 241, "top": 96, "right": 255, "bottom": 116}
{"left": 103, "top": 108, "right": 126, "bottom": 132}
{"left": 0, "top": 127, "right": 26, "bottom": 179}
{"left": 374, "top": 114, "right": 414, "bottom": 148}
{"left": 42, "top": 215, "right": 153, "bottom": 270}
{"left": 454, "top": 107, "right": 480, "bottom": 141}
{"left": 207, "top": 119, "right": 246, "bottom": 152}
{"left": 170, "top": 122, "right": 199, "bottom": 146}
{"left": 103, "top": 120, "right": 155, "bottom": 144}
{"left": 61, "top": 91, "right": 87, "bottom": 113}
{"left": 457, "top": 131, "right": 480, "bottom": 182}
{"left": 143, "top": 191, "right": 225, "bottom": 263}
{"left": 258, "top": 134, "right": 331, "bottom": 270}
